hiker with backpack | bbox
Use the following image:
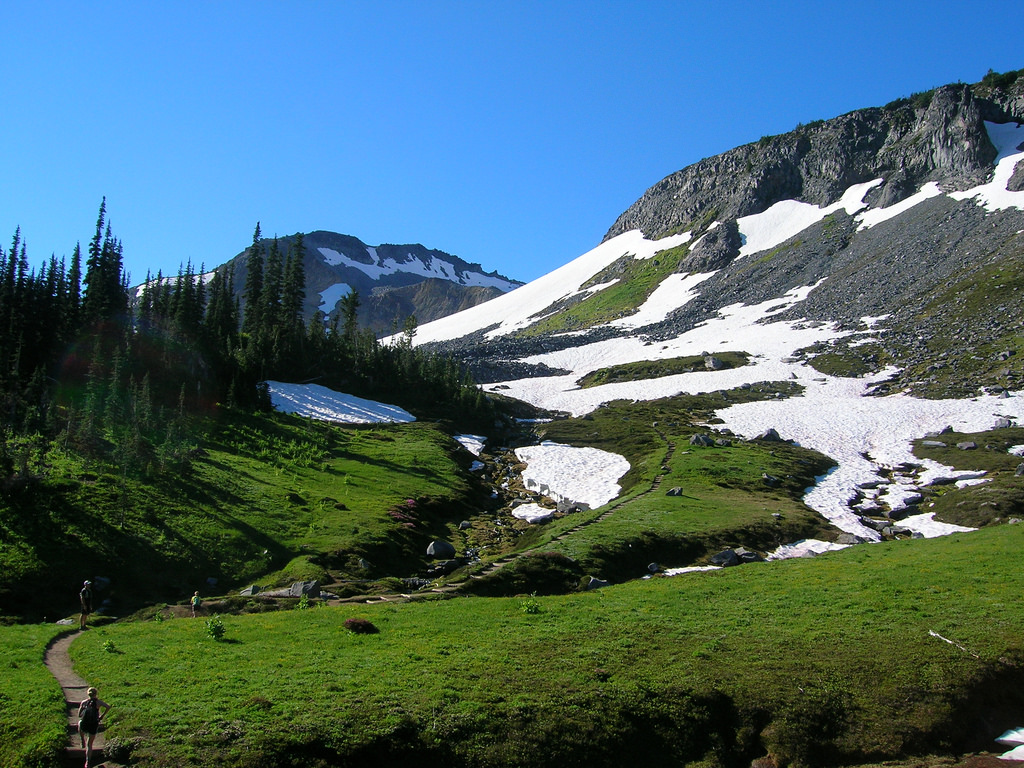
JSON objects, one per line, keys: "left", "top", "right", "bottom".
{"left": 79, "top": 581, "right": 93, "bottom": 630}
{"left": 78, "top": 686, "right": 110, "bottom": 767}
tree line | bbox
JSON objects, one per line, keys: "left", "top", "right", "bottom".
{"left": 0, "top": 202, "right": 493, "bottom": 484}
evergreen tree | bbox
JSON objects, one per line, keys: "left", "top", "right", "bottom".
{"left": 82, "top": 200, "right": 128, "bottom": 323}
{"left": 260, "top": 236, "right": 283, "bottom": 333}
{"left": 241, "top": 223, "right": 264, "bottom": 336}
{"left": 281, "top": 234, "right": 306, "bottom": 333}
{"left": 339, "top": 290, "right": 360, "bottom": 345}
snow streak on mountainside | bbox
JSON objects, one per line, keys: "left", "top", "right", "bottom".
{"left": 317, "top": 245, "right": 518, "bottom": 291}
{"left": 407, "top": 73, "right": 1024, "bottom": 544}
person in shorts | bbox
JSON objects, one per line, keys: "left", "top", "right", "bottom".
{"left": 78, "top": 686, "right": 111, "bottom": 767}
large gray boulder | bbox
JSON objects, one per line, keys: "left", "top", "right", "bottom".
{"left": 710, "top": 549, "right": 741, "bottom": 567}
{"left": 289, "top": 580, "right": 320, "bottom": 598}
{"left": 427, "top": 540, "right": 457, "bottom": 559}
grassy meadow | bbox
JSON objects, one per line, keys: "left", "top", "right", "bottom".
{"left": 54, "top": 523, "right": 1024, "bottom": 767}
{"left": 3, "top": 396, "right": 1024, "bottom": 766}
{"left": 0, "top": 624, "right": 68, "bottom": 768}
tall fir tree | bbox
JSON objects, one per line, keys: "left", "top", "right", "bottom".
{"left": 241, "top": 223, "right": 264, "bottom": 336}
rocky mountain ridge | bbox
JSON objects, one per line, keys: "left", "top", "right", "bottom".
{"left": 419, "top": 69, "right": 1024, "bottom": 403}
{"left": 605, "top": 76, "right": 1024, "bottom": 242}
{"left": 223, "top": 229, "right": 522, "bottom": 336}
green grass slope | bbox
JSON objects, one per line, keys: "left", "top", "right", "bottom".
{"left": 0, "top": 411, "right": 490, "bottom": 621}
{"left": 0, "top": 624, "right": 68, "bottom": 768}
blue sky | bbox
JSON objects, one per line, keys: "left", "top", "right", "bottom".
{"left": 1, "top": 1, "right": 1020, "bottom": 285}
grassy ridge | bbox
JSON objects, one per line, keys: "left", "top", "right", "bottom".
{"left": 576, "top": 351, "right": 750, "bottom": 388}
{"left": 57, "top": 523, "right": 1024, "bottom": 767}
{"left": 521, "top": 243, "right": 690, "bottom": 335}
{"left": 505, "top": 395, "right": 833, "bottom": 583}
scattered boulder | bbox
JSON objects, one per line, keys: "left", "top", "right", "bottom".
{"left": 888, "top": 505, "right": 917, "bottom": 521}
{"left": 956, "top": 441, "right": 978, "bottom": 451}
{"left": 762, "top": 473, "right": 781, "bottom": 488}
{"left": 860, "top": 517, "right": 890, "bottom": 532}
{"left": 689, "top": 433, "right": 715, "bottom": 447}
{"left": 757, "top": 428, "right": 785, "bottom": 442}
{"left": 289, "top": 580, "right": 320, "bottom": 598}
{"left": 586, "top": 576, "right": 610, "bottom": 590}
{"left": 734, "top": 547, "right": 764, "bottom": 563}
{"left": 994, "top": 417, "right": 1015, "bottom": 429}
{"left": 427, "top": 540, "right": 457, "bottom": 559}
{"left": 704, "top": 355, "right": 726, "bottom": 371}
{"left": 836, "top": 533, "right": 866, "bottom": 545}
{"left": 1016, "top": 463, "right": 1024, "bottom": 477}
{"left": 666, "top": 487, "right": 684, "bottom": 496}
{"left": 710, "top": 549, "right": 741, "bottom": 567}
{"left": 238, "top": 585, "right": 261, "bottom": 596}
{"left": 921, "top": 440, "right": 947, "bottom": 448}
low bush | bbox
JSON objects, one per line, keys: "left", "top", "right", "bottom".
{"left": 344, "top": 617, "right": 378, "bottom": 634}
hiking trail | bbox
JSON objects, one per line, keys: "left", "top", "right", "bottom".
{"left": 44, "top": 630, "right": 109, "bottom": 768}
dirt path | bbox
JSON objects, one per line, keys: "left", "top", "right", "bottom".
{"left": 44, "top": 631, "right": 109, "bottom": 768}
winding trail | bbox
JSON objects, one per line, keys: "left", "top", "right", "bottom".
{"left": 44, "top": 631, "right": 108, "bottom": 768}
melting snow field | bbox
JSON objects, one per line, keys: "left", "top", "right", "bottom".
{"left": 272, "top": 122, "right": 1024, "bottom": 564}
{"left": 266, "top": 381, "right": 415, "bottom": 424}
{"left": 514, "top": 442, "right": 630, "bottom": 509}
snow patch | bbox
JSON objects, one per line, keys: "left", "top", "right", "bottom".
{"left": 857, "top": 182, "right": 944, "bottom": 230}
{"left": 318, "top": 282, "right": 352, "bottom": 314}
{"left": 455, "top": 434, "right": 487, "bottom": 456}
{"left": 950, "top": 121, "right": 1024, "bottom": 212}
{"left": 266, "top": 381, "right": 415, "bottom": 424}
{"left": 514, "top": 441, "right": 629, "bottom": 509}
{"left": 737, "top": 179, "right": 882, "bottom": 258}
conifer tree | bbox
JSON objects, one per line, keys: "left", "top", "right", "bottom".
{"left": 82, "top": 200, "right": 128, "bottom": 323}
{"left": 241, "top": 223, "right": 264, "bottom": 336}
{"left": 260, "top": 237, "right": 283, "bottom": 333}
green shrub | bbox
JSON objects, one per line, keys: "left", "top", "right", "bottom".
{"left": 205, "top": 614, "right": 226, "bottom": 641}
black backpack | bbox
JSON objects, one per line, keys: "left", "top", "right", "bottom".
{"left": 79, "top": 698, "right": 99, "bottom": 729}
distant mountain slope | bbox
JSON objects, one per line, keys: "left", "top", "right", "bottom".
{"left": 222, "top": 230, "right": 522, "bottom": 336}
{"left": 405, "top": 69, "right": 1024, "bottom": 545}
{"left": 415, "top": 70, "right": 1024, "bottom": 400}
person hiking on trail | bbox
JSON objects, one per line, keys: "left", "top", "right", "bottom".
{"left": 191, "top": 590, "right": 202, "bottom": 617}
{"left": 78, "top": 686, "right": 110, "bottom": 767}
{"left": 79, "top": 581, "right": 93, "bottom": 629}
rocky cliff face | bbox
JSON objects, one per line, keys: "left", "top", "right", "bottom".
{"left": 604, "top": 80, "right": 1021, "bottom": 242}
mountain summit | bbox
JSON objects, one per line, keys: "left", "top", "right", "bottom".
{"left": 223, "top": 230, "right": 522, "bottom": 336}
